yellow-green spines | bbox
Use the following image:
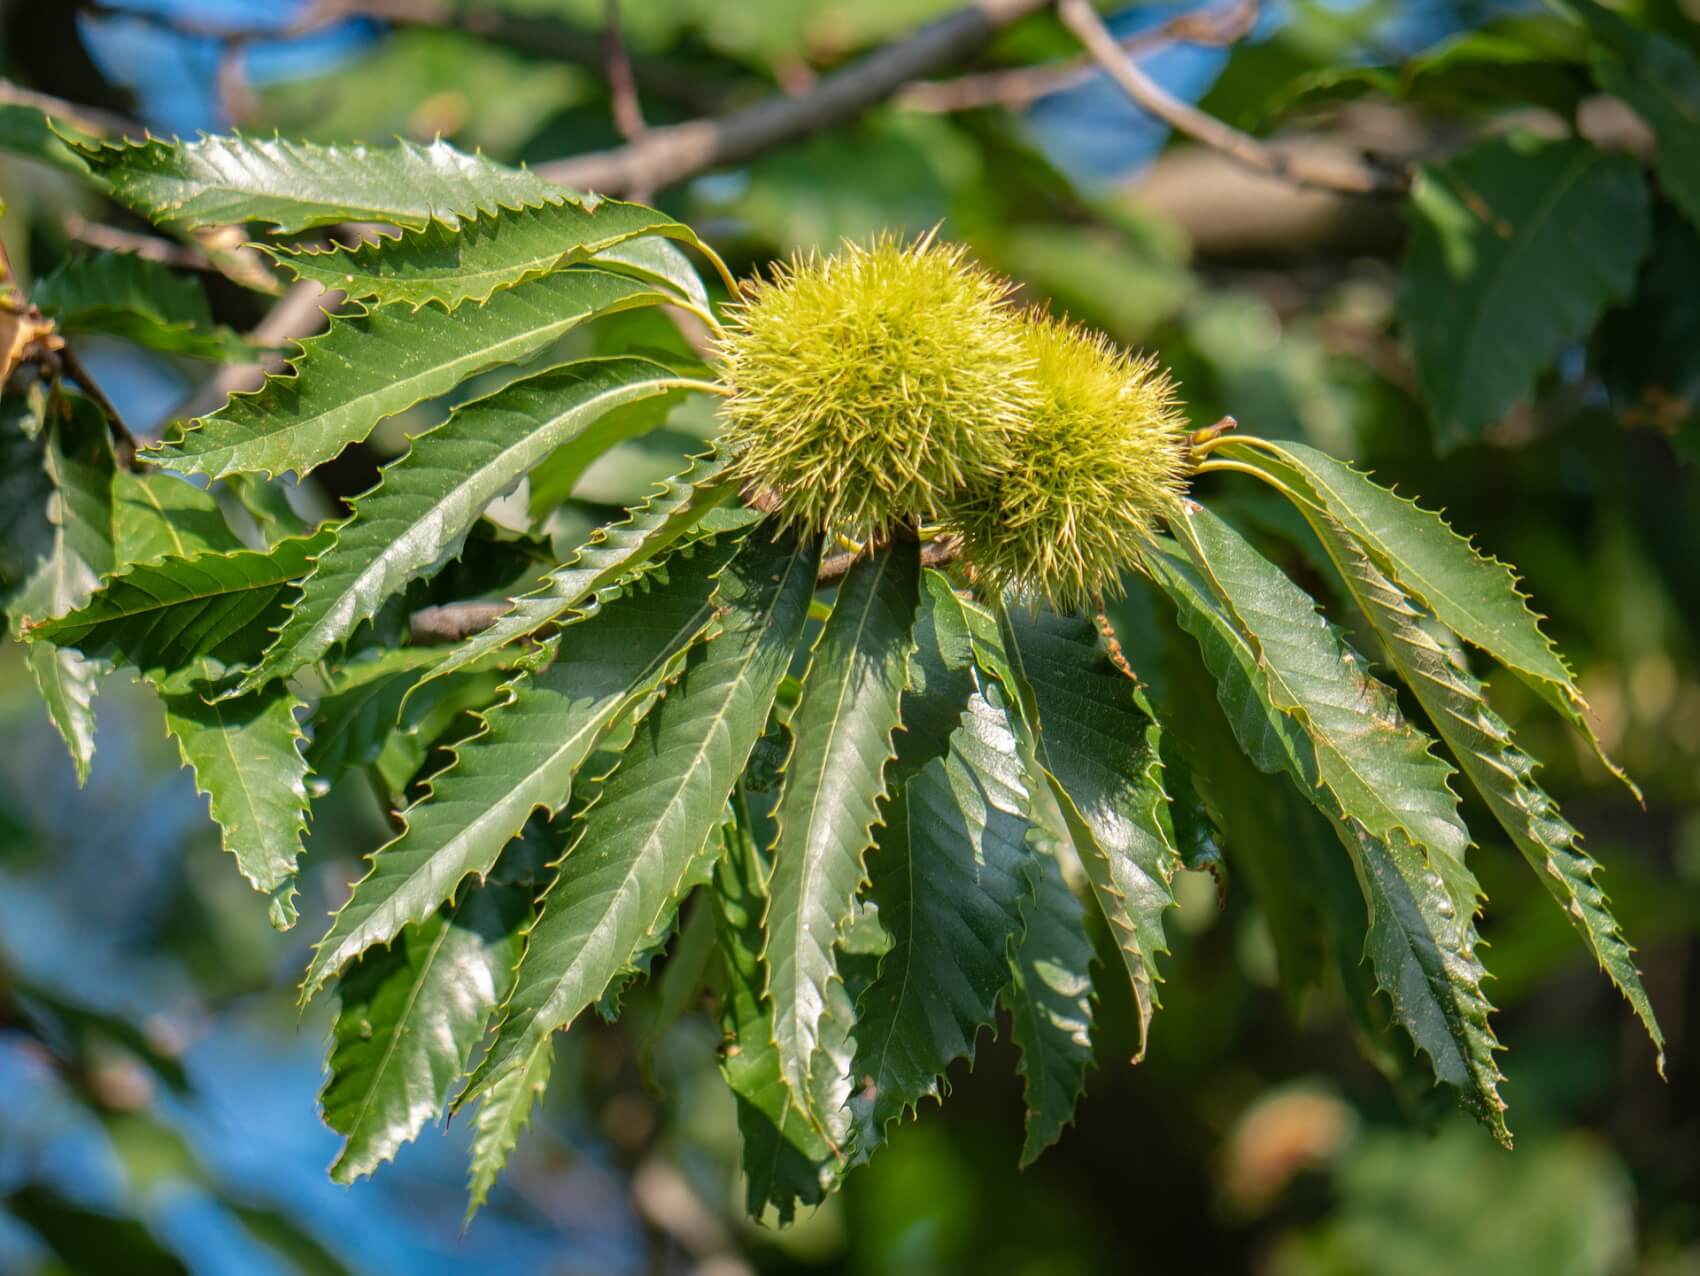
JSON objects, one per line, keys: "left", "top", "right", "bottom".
{"left": 716, "top": 235, "right": 1034, "bottom": 535}
{"left": 947, "top": 315, "right": 1189, "bottom": 612}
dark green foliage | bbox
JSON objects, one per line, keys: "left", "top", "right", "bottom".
{"left": 34, "top": 252, "right": 249, "bottom": 361}
{"left": 1400, "top": 133, "right": 1648, "bottom": 449}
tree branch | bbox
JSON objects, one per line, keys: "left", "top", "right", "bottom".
{"left": 537, "top": 0, "right": 1052, "bottom": 194}
{"left": 56, "top": 341, "right": 139, "bottom": 464}
{"left": 901, "top": 0, "right": 1258, "bottom": 114}
{"left": 817, "top": 534, "right": 962, "bottom": 585}
{"left": 603, "top": 0, "right": 646, "bottom": 144}
{"left": 408, "top": 536, "right": 964, "bottom": 643}
{"left": 1056, "top": 0, "right": 1405, "bottom": 196}
{"left": 408, "top": 601, "right": 509, "bottom": 645}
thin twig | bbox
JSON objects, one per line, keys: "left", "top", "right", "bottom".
{"left": 1189, "top": 414, "right": 1238, "bottom": 448}
{"left": 1056, "top": 0, "right": 1404, "bottom": 196}
{"left": 0, "top": 79, "right": 143, "bottom": 139}
{"left": 408, "top": 535, "right": 965, "bottom": 643}
{"left": 216, "top": 43, "right": 259, "bottom": 127}
{"left": 538, "top": 0, "right": 1052, "bottom": 194}
{"left": 409, "top": 602, "right": 509, "bottom": 645}
{"left": 603, "top": 0, "right": 647, "bottom": 143}
{"left": 902, "top": 0, "right": 1258, "bottom": 113}
{"left": 62, "top": 214, "right": 215, "bottom": 271}
{"left": 0, "top": 232, "right": 140, "bottom": 465}
{"left": 57, "top": 342, "right": 139, "bottom": 466}
{"left": 817, "top": 534, "right": 962, "bottom": 585}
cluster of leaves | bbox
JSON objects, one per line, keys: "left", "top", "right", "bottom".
{"left": 1277, "top": 1, "right": 1700, "bottom": 458}
{"left": 0, "top": 0, "right": 1681, "bottom": 1224}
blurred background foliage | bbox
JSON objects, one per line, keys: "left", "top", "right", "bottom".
{"left": 1, "top": 0, "right": 1697, "bottom": 1272}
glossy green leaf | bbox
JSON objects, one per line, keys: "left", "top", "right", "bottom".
{"left": 714, "top": 800, "right": 837, "bottom": 1223}
{"left": 416, "top": 451, "right": 739, "bottom": 694}
{"left": 467, "top": 527, "right": 818, "bottom": 1097}
{"left": 592, "top": 880, "right": 706, "bottom": 1028}
{"left": 112, "top": 470, "right": 242, "bottom": 566}
{"left": 0, "top": 400, "right": 56, "bottom": 589}
{"left": 849, "top": 687, "right": 1034, "bottom": 1152}
{"left": 0, "top": 104, "right": 93, "bottom": 176}
{"left": 1399, "top": 133, "right": 1649, "bottom": 447}
{"left": 1167, "top": 508, "right": 1474, "bottom": 865}
{"left": 465, "top": 1040, "right": 553, "bottom": 1222}
{"left": 592, "top": 234, "right": 710, "bottom": 310}
{"left": 764, "top": 539, "right": 920, "bottom": 1144}
{"left": 888, "top": 569, "right": 979, "bottom": 787}
{"left": 305, "top": 648, "right": 456, "bottom": 790}
{"left": 241, "top": 358, "right": 717, "bottom": 692}
{"left": 223, "top": 475, "right": 308, "bottom": 544}
{"left": 1219, "top": 438, "right": 1635, "bottom": 796}
{"left": 323, "top": 879, "right": 529, "bottom": 1182}
{"left": 29, "top": 530, "right": 332, "bottom": 694}
{"left": 299, "top": 538, "right": 738, "bottom": 1003}
{"left": 931, "top": 587, "right": 1107, "bottom": 1153}
{"left": 266, "top": 198, "right": 716, "bottom": 312}
{"left": 1005, "top": 832, "right": 1095, "bottom": 1167}
{"left": 1146, "top": 592, "right": 1328, "bottom": 1005}
{"left": 999, "top": 607, "right": 1179, "bottom": 1059}
{"left": 1230, "top": 442, "right": 1663, "bottom": 1065}
{"left": 1144, "top": 509, "right": 1508, "bottom": 1141}
{"left": 34, "top": 253, "right": 249, "bottom": 361}
{"left": 148, "top": 268, "right": 672, "bottom": 481}
{"left": 13, "top": 398, "right": 116, "bottom": 782}
{"left": 162, "top": 684, "right": 311, "bottom": 930}
{"left": 1343, "top": 534, "right": 1661, "bottom": 1067}
{"left": 74, "top": 132, "right": 561, "bottom": 233}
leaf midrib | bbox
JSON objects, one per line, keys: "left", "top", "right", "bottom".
{"left": 1265, "top": 443, "right": 1569, "bottom": 691}
{"left": 300, "top": 235, "right": 671, "bottom": 298}
{"left": 282, "top": 374, "right": 698, "bottom": 663}
{"left": 323, "top": 594, "right": 716, "bottom": 974}
{"left": 141, "top": 156, "right": 482, "bottom": 230}
{"left": 38, "top": 567, "right": 298, "bottom": 635}
{"left": 336, "top": 899, "right": 460, "bottom": 1162}
{"left": 1437, "top": 145, "right": 1608, "bottom": 430}
{"left": 1185, "top": 521, "right": 1463, "bottom": 858}
{"left": 210, "top": 695, "right": 285, "bottom": 885}
{"left": 776, "top": 549, "right": 897, "bottom": 1077}
{"left": 864, "top": 799, "right": 919, "bottom": 1097}
{"left": 164, "top": 279, "right": 664, "bottom": 475}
